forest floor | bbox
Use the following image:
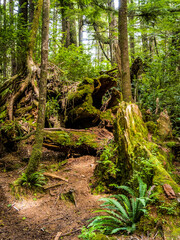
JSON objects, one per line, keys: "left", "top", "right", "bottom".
{"left": 0, "top": 153, "right": 105, "bottom": 240}
{"left": 0, "top": 148, "right": 179, "bottom": 240}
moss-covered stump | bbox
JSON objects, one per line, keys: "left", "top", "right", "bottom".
{"left": 113, "top": 102, "right": 180, "bottom": 238}
{"left": 43, "top": 127, "right": 113, "bottom": 157}
{"left": 65, "top": 75, "right": 118, "bottom": 129}
{"left": 114, "top": 102, "right": 180, "bottom": 193}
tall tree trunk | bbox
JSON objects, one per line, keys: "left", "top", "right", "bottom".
{"left": 26, "top": 0, "right": 50, "bottom": 176}
{"left": 108, "top": 0, "right": 117, "bottom": 65}
{"left": 29, "top": 0, "right": 35, "bottom": 24}
{"left": 129, "top": 0, "right": 135, "bottom": 61}
{"left": 118, "top": 0, "right": 132, "bottom": 102}
{"left": 3, "top": 0, "right": 7, "bottom": 78}
{"left": 78, "top": 16, "right": 83, "bottom": 46}
{"left": 52, "top": 2, "right": 58, "bottom": 53}
{"left": 61, "top": 0, "right": 77, "bottom": 48}
{"left": 9, "top": 0, "right": 17, "bottom": 76}
{"left": 17, "top": 0, "right": 28, "bottom": 72}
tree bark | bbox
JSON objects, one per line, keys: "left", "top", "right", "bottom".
{"left": 17, "top": 0, "right": 28, "bottom": 73}
{"left": 108, "top": 0, "right": 117, "bottom": 65}
{"left": 118, "top": 0, "right": 132, "bottom": 102}
{"left": 29, "top": 0, "right": 35, "bottom": 24}
{"left": 61, "top": 0, "right": 77, "bottom": 48}
{"left": 129, "top": 0, "right": 135, "bottom": 61}
{"left": 3, "top": 0, "right": 7, "bottom": 78}
{"left": 26, "top": 0, "right": 50, "bottom": 176}
{"left": 9, "top": 0, "right": 17, "bottom": 76}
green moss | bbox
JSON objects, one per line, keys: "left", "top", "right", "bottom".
{"left": 0, "top": 110, "right": 7, "bottom": 120}
{"left": 166, "top": 141, "right": 177, "bottom": 148}
{"left": 45, "top": 131, "right": 73, "bottom": 146}
{"left": 100, "top": 109, "right": 114, "bottom": 122}
{"left": 15, "top": 105, "right": 33, "bottom": 116}
{"left": 146, "top": 121, "right": 157, "bottom": 134}
{"left": 92, "top": 234, "right": 117, "bottom": 240}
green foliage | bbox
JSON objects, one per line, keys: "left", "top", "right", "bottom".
{"left": 158, "top": 201, "right": 178, "bottom": 215}
{"left": 13, "top": 171, "right": 46, "bottom": 189}
{"left": 93, "top": 141, "right": 120, "bottom": 193}
{"left": 86, "top": 178, "right": 150, "bottom": 235}
{"left": 78, "top": 226, "right": 96, "bottom": 240}
{"left": 51, "top": 44, "right": 98, "bottom": 82}
{"left": 46, "top": 96, "right": 60, "bottom": 118}
{"left": 98, "top": 142, "right": 119, "bottom": 178}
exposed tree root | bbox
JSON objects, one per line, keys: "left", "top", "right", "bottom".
{"left": 7, "top": 74, "right": 32, "bottom": 120}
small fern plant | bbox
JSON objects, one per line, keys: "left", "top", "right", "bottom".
{"left": 88, "top": 177, "right": 150, "bottom": 235}
{"left": 14, "top": 171, "right": 47, "bottom": 189}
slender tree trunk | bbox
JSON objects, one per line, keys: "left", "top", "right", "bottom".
{"left": 61, "top": 0, "right": 77, "bottom": 48}
{"left": 69, "top": 2, "right": 77, "bottom": 46}
{"left": 108, "top": 0, "right": 117, "bottom": 65}
{"left": 9, "top": 0, "right": 17, "bottom": 76}
{"left": 26, "top": 0, "right": 50, "bottom": 176}
{"left": 149, "top": 35, "right": 154, "bottom": 61}
{"left": 17, "top": 0, "right": 28, "bottom": 72}
{"left": 28, "top": 0, "right": 43, "bottom": 65}
{"left": 129, "top": 0, "right": 135, "bottom": 61}
{"left": 3, "top": 0, "right": 7, "bottom": 78}
{"left": 52, "top": 2, "right": 58, "bottom": 53}
{"left": 119, "top": 0, "right": 132, "bottom": 102}
{"left": 78, "top": 16, "right": 83, "bottom": 46}
{"left": 29, "top": 0, "right": 35, "bottom": 24}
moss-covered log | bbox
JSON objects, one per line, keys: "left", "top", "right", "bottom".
{"left": 43, "top": 127, "right": 113, "bottom": 156}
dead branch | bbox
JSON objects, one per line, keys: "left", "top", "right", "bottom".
{"left": 43, "top": 172, "right": 68, "bottom": 182}
{"left": 54, "top": 228, "right": 81, "bottom": 239}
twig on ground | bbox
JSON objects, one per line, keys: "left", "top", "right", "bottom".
{"left": 54, "top": 228, "right": 81, "bottom": 239}
{"left": 54, "top": 232, "right": 62, "bottom": 240}
{"left": 43, "top": 172, "right": 68, "bottom": 182}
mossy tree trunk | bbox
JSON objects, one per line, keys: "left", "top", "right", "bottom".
{"left": 26, "top": 0, "right": 50, "bottom": 176}
{"left": 114, "top": 102, "right": 180, "bottom": 195}
{"left": 118, "top": 0, "right": 132, "bottom": 102}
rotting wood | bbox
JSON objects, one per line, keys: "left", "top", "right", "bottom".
{"left": 43, "top": 172, "right": 68, "bottom": 182}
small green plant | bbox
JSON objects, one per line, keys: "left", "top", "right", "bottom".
{"left": 13, "top": 171, "right": 46, "bottom": 189}
{"left": 158, "top": 202, "right": 178, "bottom": 215}
{"left": 78, "top": 226, "right": 96, "bottom": 240}
{"left": 87, "top": 177, "right": 150, "bottom": 235}
{"left": 98, "top": 142, "right": 119, "bottom": 178}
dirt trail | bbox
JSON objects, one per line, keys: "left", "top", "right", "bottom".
{"left": 0, "top": 155, "right": 103, "bottom": 240}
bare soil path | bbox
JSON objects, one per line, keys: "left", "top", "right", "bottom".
{"left": 0, "top": 155, "right": 103, "bottom": 240}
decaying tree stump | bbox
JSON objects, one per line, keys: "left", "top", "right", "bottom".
{"left": 114, "top": 102, "right": 180, "bottom": 194}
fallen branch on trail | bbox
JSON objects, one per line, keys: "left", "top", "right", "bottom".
{"left": 54, "top": 228, "right": 81, "bottom": 240}
{"left": 43, "top": 172, "right": 68, "bottom": 182}
{"left": 43, "top": 182, "right": 67, "bottom": 190}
